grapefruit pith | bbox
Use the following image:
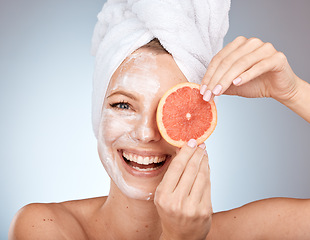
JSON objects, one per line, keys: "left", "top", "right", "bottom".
{"left": 156, "top": 82, "right": 217, "bottom": 147}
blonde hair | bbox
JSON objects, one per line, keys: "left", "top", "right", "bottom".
{"left": 139, "top": 38, "right": 170, "bottom": 55}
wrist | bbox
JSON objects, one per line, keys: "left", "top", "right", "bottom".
{"left": 277, "top": 75, "right": 304, "bottom": 106}
{"left": 278, "top": 77, "right": 310, "bottom": 123}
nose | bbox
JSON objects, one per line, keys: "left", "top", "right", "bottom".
{"left": 130, "top": 113, "right": 161, "bottom": 143}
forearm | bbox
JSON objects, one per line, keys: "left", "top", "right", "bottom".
{"left": 279, "top": 77, "right": 310, "bottom": 123}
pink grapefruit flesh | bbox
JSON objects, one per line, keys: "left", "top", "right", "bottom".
{"left": 156, "top": 82, "right": 217, "bottom": 147}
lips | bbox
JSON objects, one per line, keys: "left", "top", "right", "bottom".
{"left": 120, "top": 150, "right": 170, "bottom": 175}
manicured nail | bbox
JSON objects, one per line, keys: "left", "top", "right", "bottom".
{"left": 233, "top": 77, "right": 242, "bottom": 85}
{"left": 198, "top": 143, "right": 206, "bottom": 149}
{"left": 200, "top": 85, "right": 207, "bottom": 95}
{"left": 212, "top": 85, "right": 222, "bottom": 95}
{"left": 203, "top": 90, "right": 212, "bottom": 102}
{"left": 187, "top": 139, "right": 197, "bottom": 148}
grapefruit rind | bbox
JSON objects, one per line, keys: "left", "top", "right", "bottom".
{"left": 156, "top": 82, "right": 217, "bottom": 148}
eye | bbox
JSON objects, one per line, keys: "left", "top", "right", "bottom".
{"left": 110, "top": 101, "right": 131, "bottom": 110}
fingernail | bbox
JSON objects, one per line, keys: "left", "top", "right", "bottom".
{"left": 198, "top": 143, "right": 206, "bottom": 149}
{"left": 187, "top": 139, "right": 197, "bottom": 148}
{"left": 233, "top": 77, "right": 242, "bottom": 85}
{"left": 203, "top": 90, "right": 212, "bottom": 102}
{"left": 212, "top": 85, "right": 222, "bottom": 95}
{"left": 200, "top": 85, "right": 207, "bottom": 95}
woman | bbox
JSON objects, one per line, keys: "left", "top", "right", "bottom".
{"left": 9, "top": 2, "right": 310, "bottom": 240}
{"left": 9, "top": 37, "right": 310, "bottom": 240}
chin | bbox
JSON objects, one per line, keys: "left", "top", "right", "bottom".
{"left": 107, "top": 148, "right": 174, "bottom": 200}
{"left": 98, "top": 137, "right": 175, "bottom": 200}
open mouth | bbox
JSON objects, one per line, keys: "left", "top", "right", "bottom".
{"left": 120, "top": 150, "right": 170, "bottom": 172}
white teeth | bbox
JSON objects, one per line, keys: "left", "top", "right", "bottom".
{"left": 143, "top": 157, "right": 149, "bottom": 165}
{"left": 138, "top": 156, "right": 143, "bottom": 163}
{"left": 123, "top": 151, "right": 166, "bottom": 165}
{"left": 132, "top": 165, "right": 161, "bottom": 171}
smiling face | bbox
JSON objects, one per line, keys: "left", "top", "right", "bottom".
{"left": 98, "top": 48, "right": 187, "bottom": 200}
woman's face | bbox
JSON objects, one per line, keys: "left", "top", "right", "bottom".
{"left": 98, "top": 48, "right": 187, "bottom": 200}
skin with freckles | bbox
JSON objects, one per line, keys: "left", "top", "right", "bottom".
{"left": 9, "top": 37, "right": 310, "bottom": 240}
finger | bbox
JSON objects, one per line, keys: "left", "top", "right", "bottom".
{"left": 189, "top": 153, "right": 210, "bottom": 205}
{"left": 200, "top": 157, "right": 211, "bottom": 202}
{"left": 157, "top": 139, "right": 197, "bottom": 194}
{"left": 202, "top": 38, "right": 265, "bottom": 102}
{"left": 223, "top": 81, "right": 263, "bottom": 97}
{"left": 201, "top": 38, "right": 258, "bottom": 101}
{"left": 236, "top": 51, "right": 287, "bottom": 87}
{"left": 211, "top": 42, "right": 277, "bottom": 95}
{"left": 173, "top": 147, "right": 206, "bottom": 197}
{"left": 200, "top": 36, "right": 248, "bottom": 93}
{"left": 208, "top": 38, "right": 264, "bottom": 89}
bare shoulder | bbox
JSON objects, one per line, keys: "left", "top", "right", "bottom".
{"left": 9, "top": 197, "right": 107, "bottom": 240}
{"left": 208, "top": 198, "right": 310, "bottom": 240}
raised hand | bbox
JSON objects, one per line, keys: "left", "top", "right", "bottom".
{"left": 155, "top": 139, "right": 212, "bottom": 240}
{"left": 200, "top": 36, "right": 300, "bottom": 103}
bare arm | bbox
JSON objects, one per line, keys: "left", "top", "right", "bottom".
{"left": 280, "top": 77, "right": 310, "bottom": 123}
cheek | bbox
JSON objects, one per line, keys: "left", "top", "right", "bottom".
{"left": 100, "top": 109, "right": 137, "bottom": 143}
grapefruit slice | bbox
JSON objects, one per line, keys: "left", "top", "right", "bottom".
{"left": 156, "top": 82, "right": 217, "bottom": 147}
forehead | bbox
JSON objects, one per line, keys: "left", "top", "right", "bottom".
{"left": 107, "top": 49, "right": 188, "bottom": 95}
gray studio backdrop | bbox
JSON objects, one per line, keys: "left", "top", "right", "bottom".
{"left": 1, "top": 0, "right": 310, "bottom": 239}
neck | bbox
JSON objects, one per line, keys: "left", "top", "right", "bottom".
{"left": 100, "top": 181, "right": 162, "bottom": 240}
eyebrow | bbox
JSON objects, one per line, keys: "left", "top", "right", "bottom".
{"left": 107, "top": 90, "right": 138, "bottom": 100}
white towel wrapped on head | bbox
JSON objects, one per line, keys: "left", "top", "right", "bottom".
{"left": 91, "top": 0, "right": 230, "bottom": 138}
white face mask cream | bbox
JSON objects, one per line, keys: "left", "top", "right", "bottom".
{"left": 98, "top": 51, "right": 163, "bottom": 200}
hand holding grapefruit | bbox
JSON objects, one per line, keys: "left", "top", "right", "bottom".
{"left": 157, "top": 82, "right": 217, "bottom": 147}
